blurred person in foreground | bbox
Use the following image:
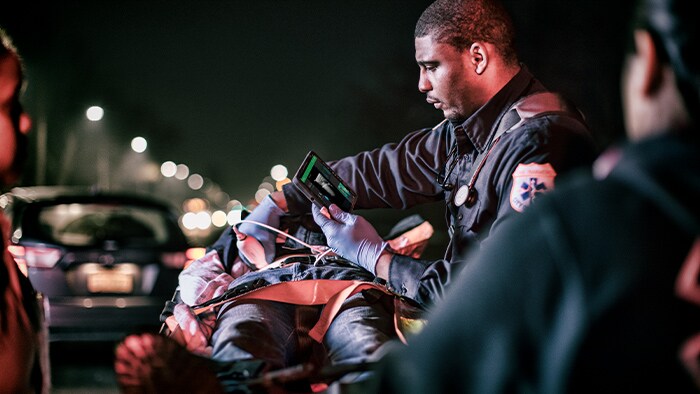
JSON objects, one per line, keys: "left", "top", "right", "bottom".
{"left": 114, "top": 0, "right": 598, "bottom": 391}
{"left": 0, "top": 27, "right": 49, "bottom": 394}
{"left": 368, "top": 0, "right": 700, "bottom": 392}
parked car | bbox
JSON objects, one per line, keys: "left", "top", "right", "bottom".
{"left": 0, "top": 186, "right": 205, "bottom": 341}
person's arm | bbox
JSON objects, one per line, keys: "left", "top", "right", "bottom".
{"left": 374, "top": 250, "right": 392, "bottom": 280}
{"left": 312, "top": 204, "right": 464, "bottom": 308}
{"left": 372, "top": 198, "right": 575, "bottom": 393}
{"left": 383, "top": 252, "right": 466, "bottom": 308}
{"left": 333, "top": 127, "right": 448, "bottom": 209}
{"left": 480, "top": 113, "right": 596, "bottom": 250}
{"left": 235, "top": 194, "right": 287, "bottom": 265}
{"left": 284, "top": 126, "right": 450, "bottom": 215}
{"left": 326, "top": 115, "right": 594, "bottom": 307}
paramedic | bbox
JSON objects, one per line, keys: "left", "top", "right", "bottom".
{"left": 371, "top": 0, "right": 700, "bottom": 392}
{"left": 251, "top": 0, "right": 597, "bottom": 308}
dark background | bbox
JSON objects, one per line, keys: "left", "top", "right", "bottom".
{"left": 1, "top": 0, "right": 633, "bottom": 251}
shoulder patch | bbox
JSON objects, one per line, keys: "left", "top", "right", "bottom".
{"left": 510, "top": 163, "right": 557, "bottom": 212}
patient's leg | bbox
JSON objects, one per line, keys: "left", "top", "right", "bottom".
{"left": 212, "top": 300, "right": 316, "bottom": 369}
{"left": 324, "top": 290, "right": 396, "bottom": 365}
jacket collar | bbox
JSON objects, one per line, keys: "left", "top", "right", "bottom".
{"left": 454, "top": 65, "right": 539, "bottom": 153}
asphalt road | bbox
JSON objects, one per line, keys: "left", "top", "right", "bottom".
{"left": 50, "top": 341, "right": 120, "bottom": 393}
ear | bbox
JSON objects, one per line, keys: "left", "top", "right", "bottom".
{"left": 19, "top": 113, "right": 32, "bottom": 134}
{"left": 634, "top": 30, "right": 663, "bottom": 94}
{"left": 469, "top": 42, "right": 488, "bottom": 75}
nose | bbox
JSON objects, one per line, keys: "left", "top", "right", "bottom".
{"left": 418, "top": 69, "right": 431, "bottom": 93}
{"left": 19, "top": 112, "right": 31, "bottom": 134}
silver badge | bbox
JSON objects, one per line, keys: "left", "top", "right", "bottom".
{"left": 454, "top": 184, "right": 469, "bottom": 206}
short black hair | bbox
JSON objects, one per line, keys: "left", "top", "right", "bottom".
{"left": 631, "top": 0, "right": 699, "bottom": 116}
{"left": 414, "top": 0, "right": 518, "bottom": 67}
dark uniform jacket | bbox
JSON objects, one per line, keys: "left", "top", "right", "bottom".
{"left": 284, "top": 66, "right": 597, "bottom": 307}
{"left": 373, "top": 130, "right": 700, "bottom": 393}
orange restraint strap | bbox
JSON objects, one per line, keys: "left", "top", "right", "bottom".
{"left": 184, "top": 279, "right": 409, "bottom": 344}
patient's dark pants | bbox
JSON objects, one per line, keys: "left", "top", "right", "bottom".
{"left": 210, "top": 260, "right": 396, "bottom": 371}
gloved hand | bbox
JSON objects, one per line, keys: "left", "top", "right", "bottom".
{"left": 233, "top": 226, "right": 269, "bottom": 270}
{"left": 311, "top": 204, "right": 387, "bottom": 274}
{"left": 236, "top": 195, "right": 285, "bottom": 266}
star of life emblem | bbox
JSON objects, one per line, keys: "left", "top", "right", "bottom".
{"left": 510, "top": 163, "right": 557, "bottom": 212}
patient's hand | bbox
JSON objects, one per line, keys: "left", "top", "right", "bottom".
{"left": 230, "top": 256, "right": 253, "bottom": 278}
{"left": 179, "top": 250, "right": 236, "bottom": 306}
{"left": 173, "top": 303, "right": 216, "bottom": 357}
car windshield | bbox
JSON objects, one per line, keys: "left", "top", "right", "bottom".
{"left": 35, "top": 203, "right": 171, "bottom": 247}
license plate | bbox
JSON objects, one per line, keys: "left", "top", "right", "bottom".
{"left": 87, "top": 272, "right": 133, "bottom": 293}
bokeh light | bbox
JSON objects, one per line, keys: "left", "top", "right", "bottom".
{"left": 255, "top": 188, "right": 271, "bottom": 203}
{"left": 195, "top": 211, "right": 211, "bottom": 230}
{"left": 227, "top": 208, "right": 243, "bottom": 225}
{"left": 141, "top": 162, "right": 161, "bottom": 183}
{"left": 183, "top": 198, "right": 208, "bottom": 213}
{"left": 227, "top": 199, "right": 243, "bottom": 211}
{"left": 182, "top": 212, "right": 197, "bottom": 230}
{"left": 175, "top": 164, "right": 190, "bottom": 180}
{"left": 211, "top": 210, "right": 228, "bottom": 227}
{"left": 270, "top": 164, "right": 288, "bottom": 181}
{"left": 131, "top": 137, "right": 147, "bottom": 153}
{"left": 258, "top": 182, "right": 275, "bottom": 194}
{"left": 86, "top": 106, "right": 104, "bottom": 121}
{"left": 276, "top": 178, "right": 291, "bottom": 191}
{"left": 188, "top": 174, "right": 204, "bottom": 190}
{"left": 161, "top": 161, "right": 177, "bottom": 177}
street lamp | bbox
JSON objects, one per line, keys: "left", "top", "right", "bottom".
{"left": 86, "top": 105, "right": 109, "bottom": 188}
{"left": 131, "top": 137, "right": 147, "bottom": 153}
{"left": 161, "top": 161, "right": 177, "bottom": 177}
{"left": 86, "top": 106, "right": 104, "bottom": 121}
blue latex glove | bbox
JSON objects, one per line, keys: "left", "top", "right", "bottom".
{"left": 236, "top": 195, "right": 285, "bottom": 264}
{"left": 311, "top": 204, "right": 387, "bottom": 274}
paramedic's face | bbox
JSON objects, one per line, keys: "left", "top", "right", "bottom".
{"left": 415, "top": 34, "right": 477, "bottom": 122}
{"left": 0, "top": 54, "right": 31, "bottom": 186}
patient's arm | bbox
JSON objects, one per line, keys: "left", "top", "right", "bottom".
{"left": 169, "top": 249, "right": 252, "bottom": 355}
{"left": 178, "top": 249, "right": 250, "bottom": 306}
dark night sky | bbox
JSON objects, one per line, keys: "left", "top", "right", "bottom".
{"left": 1, "top": 0, "right": 632, "bottom": 243}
